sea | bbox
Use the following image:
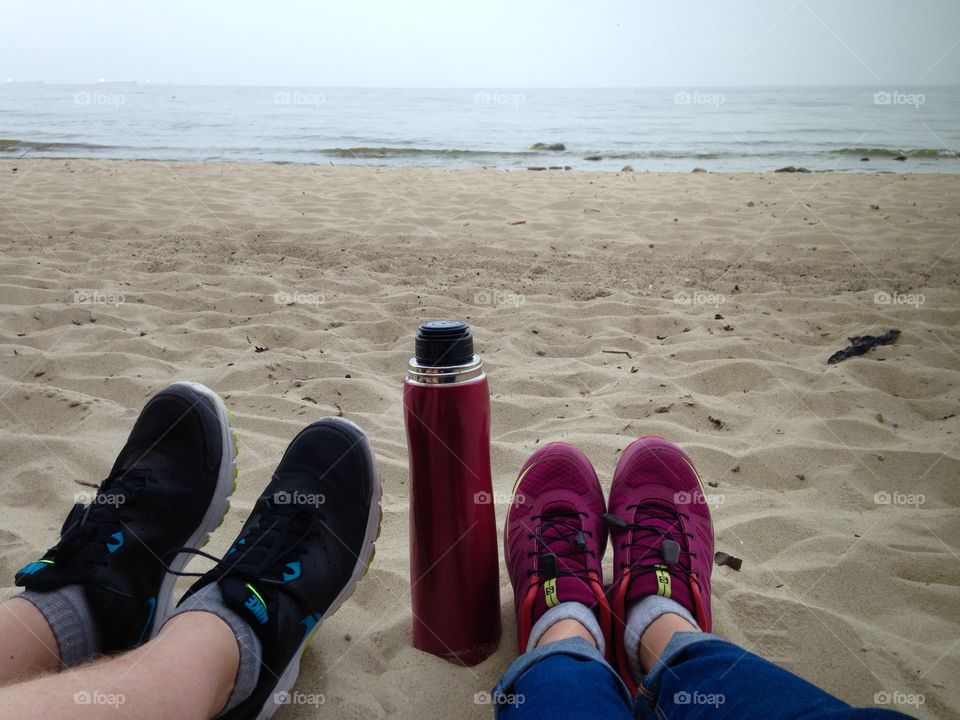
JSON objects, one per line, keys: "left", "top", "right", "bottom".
{"left": 2, "top": 84, "right": 958, "bottom": 172}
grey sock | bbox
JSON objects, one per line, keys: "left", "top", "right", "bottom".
{"left": 624, "top": 595, "right": 699, "bottom": 683}
{"left": 167, "top": 584, "right": 262, "bottom": 714}
{"left": 19, "top": 585, "right": 101, "bottom": 667}
{"left": 527, "top": 601, "right": 606, "bottom": 655}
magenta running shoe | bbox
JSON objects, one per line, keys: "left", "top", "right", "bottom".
{"left": 505, "top": 442, "right": 611, "bottom": 654}
{"left": 606, "top": 436, "right": 714, "bottom": 690}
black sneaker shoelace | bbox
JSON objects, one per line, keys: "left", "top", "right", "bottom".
{"left": 40, "top": 467, "right": 155, "bottom": 598}
{"left": 605, "top": 500, "right": 696, "bottom": 575}
{"left": 527, "top": 510, "right": 595, "bottom": 578}
{"left": 165, "top": 497, "right": 326, "bottom": 617}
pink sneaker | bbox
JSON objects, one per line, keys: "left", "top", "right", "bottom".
{"left": 505, "top": 442, "right": 611, "bottom": 654}
{"left": 607, "top": 436, "right": 714, "bottom": 690}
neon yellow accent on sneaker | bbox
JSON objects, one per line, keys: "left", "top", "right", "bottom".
{"left": 245, "top": 583, "right": 267, "bottom": 607}
{"left": 654, "top": 564, "right": 671, "bottom": 598}
{"left": 544, "top": 577, "right": 559, "bottom": 608}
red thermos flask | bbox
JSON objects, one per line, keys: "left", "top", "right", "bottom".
{"left": 403, "top": 320, "right": 501, "bottom": 665}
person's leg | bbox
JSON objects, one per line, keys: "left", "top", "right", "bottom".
{"left": 0, "top": 598, "right": 61, "bottom": 684}
{"left": 495, "top": 443, "right": 634, "bottom": 720}
{"left": 494, "top": 620, "right": 634, "bottom": 720}
{"left": 8, "top": 381, "right": 237, "bottom": 682}
{"left": 607, "top": 436, "right": 912, "bottom": 720}
{"left": 0, "top": 612, "right": 237, "bottom": 720}
{"left": 168, "top": 417, "right": 382, "bottom": 718}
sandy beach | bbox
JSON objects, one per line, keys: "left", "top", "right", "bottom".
{"left": 0, "top": 159, "right": 958, "bottom": 718}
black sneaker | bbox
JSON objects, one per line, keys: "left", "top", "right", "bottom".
{"left": 178, "top": 417, "right": 381, "bottom": 720}
{"left": 15, "top": 381, "right": 238, "bottom": 653}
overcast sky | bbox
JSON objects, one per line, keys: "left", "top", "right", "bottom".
{"left": 4, "top": 0, "right": 959, "bottom": 86}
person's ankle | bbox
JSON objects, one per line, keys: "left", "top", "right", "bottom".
{"left": 623, "top": 596, "right": 701, "bottom": 682}
{"left": 536, "top": 618, "right": 597, "bottom": 648}
{"left": 527, "top": 601, "right": 606, "bottom": 654}
{"left": 637, "top": 612, "right": 699, "bottom": 674}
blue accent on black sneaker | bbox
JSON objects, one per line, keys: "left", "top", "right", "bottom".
{"left": 18, "top": 560, "right": 54, "bottom": 576}
{"left": 282, "top": 561, "right": 301, "bottom": 582}
{"left": 106, "top": 531, "right": 125, "bottom": 554}
{"left": 137, "top": 597, "right": 157, "bottom": 644}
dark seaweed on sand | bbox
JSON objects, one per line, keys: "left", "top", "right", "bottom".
{"left": 827, "top": 329, "right": 900, "bottom": 365}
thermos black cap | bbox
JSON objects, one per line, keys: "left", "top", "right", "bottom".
{"left": 415, "top": 320, "right": 475, "bottom": 367}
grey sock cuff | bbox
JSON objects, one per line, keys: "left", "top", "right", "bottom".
{"left": 20, "top": 585, "right": 100, "bottom": 667}
{"left": 624, "top": 595, "right": 699, "bottom": 684}
{"left": 167, "top": 584, "right": 262, "bottom": 714}
{"left": 527, "top": 601, "right": 605, "bottom": 655}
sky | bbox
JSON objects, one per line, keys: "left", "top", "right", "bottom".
{"left": 4, "top": 0, "right": 959, "bottom": 87}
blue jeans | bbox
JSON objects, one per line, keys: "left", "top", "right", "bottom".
{"left": 493, "top": 634, "right": 914, "bottom": 719}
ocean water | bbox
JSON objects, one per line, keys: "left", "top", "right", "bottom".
{"left": 1, "top": 84, "right": 958, "bottom": 172}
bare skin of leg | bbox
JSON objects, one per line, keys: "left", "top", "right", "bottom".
{"left": 0, "top": 612, "right": 239, "bottom": 720}
{"left": 534, "top": 612, "right": 700, "bottom": 676}
{"left": 535, "top": 618, "right": 597, "bottom": 648}
{"left": 0, "top": 599, "right": 61, "bottom": 684}
{"left": 638, "top": 613, "right": 698, "bottom": 674}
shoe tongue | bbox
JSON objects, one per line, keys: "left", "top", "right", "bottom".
{"left": 530, "top": 511, "right": 599, "bottom": 617}
{"left": 531, "top": 553, "right": 598, "bottom": 618}
{"left": 622, "top": 511, "right": 696, "bottom": 614}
